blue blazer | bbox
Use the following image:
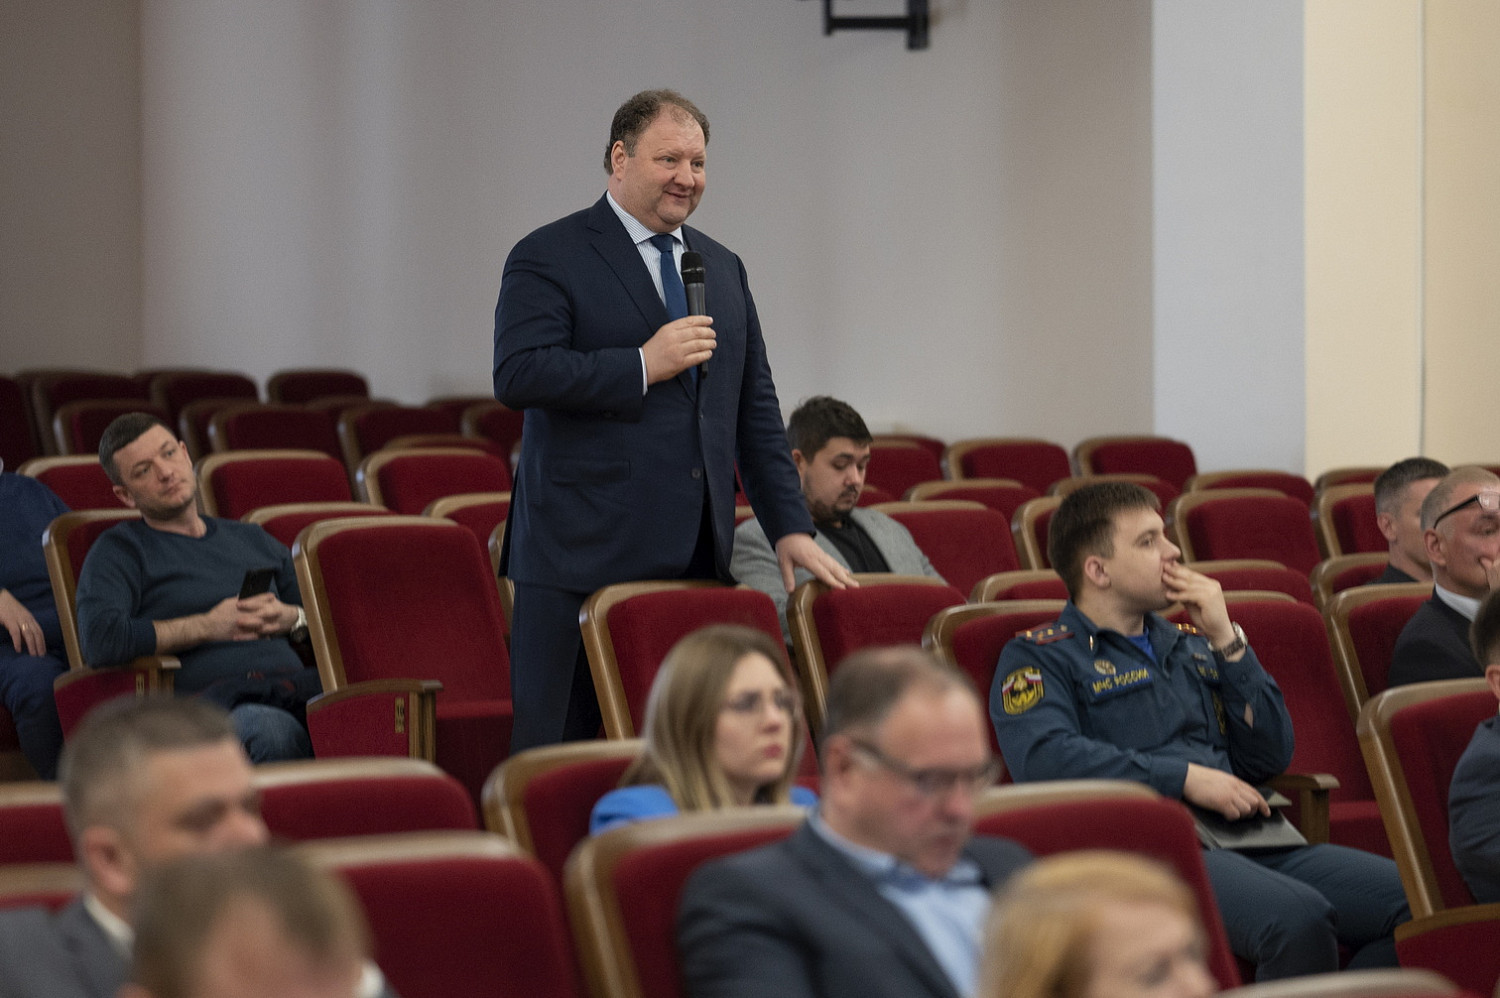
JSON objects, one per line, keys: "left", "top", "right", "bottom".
{"left": 493, "top": 195, "right": 810, "bottom": 593}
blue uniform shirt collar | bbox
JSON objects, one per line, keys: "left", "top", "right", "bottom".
{"left": 1060, "top": 602, "right": 1189, "bottom": 662}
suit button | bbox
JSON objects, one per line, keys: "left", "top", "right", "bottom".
{"left": 691, "top": 468, "right": 702, "bottom": 479}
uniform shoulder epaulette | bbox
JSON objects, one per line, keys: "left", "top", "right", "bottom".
{"left": 1174, "top": 622, "right": 1202, "bottom": 636}
{"left": 1018, "top": 621, "right": 1073, "bottom": 645}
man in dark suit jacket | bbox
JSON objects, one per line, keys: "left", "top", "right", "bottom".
{"left": 678, "top": 647, "right": 1030, "bottom": 998}
{"left": 493, "top": 89, "right": 851, "bottom": 750}
{"left": 1389, "top": 467, "right": 1500, "bottom": 687}
{"left": 0, "top": 698, "right": 393, "bottom": 998}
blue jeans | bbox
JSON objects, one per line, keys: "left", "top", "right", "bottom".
{"left": 230, "top": 703, "right": 312, "bottom": 762}
{"left": 0, "top": 649, "right": 67, "bottom": 779}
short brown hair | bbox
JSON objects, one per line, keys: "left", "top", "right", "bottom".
{"left": 129, "top": 846, "right": 369, "bottom": 998}
{"left": 624, "top": 625, "right": 805, "bottom": 810}
{"left": 59, "top": 696, "right": 238, "bottom": 844}
{"left": 1047, "top": 482, "right": 1160, "bottom": 600}
{"left": 98, "top": 411, "right": 169, "bottom": 485}
{"left": 1373, "top": 457, "right": 1449, "bottom": 516}
{"left": 604, "top": 89, "right": 709, "bottom": 172}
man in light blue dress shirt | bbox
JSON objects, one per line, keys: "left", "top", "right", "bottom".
{"left": 677, "top": 646, "right": 1030, "bottom": 998}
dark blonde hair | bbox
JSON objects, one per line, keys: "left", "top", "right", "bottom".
{"left": 623, "top": 625, "right": 805, "bottom": 810}
{"left": 979, "top": 851, "right": 1205, "bottom": 998}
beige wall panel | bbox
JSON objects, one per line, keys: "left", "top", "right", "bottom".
{"left": 1303, "top": 1, "right": 1423, "bottom": 476}
{"left": 1422, "top": 1, "right": 1500, "bottom": 464}
{"left": 0, "top": 0, "right": 142, "bottom": 371}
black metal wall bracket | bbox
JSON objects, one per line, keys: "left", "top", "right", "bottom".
{"left": 812, "top": 0, "right": 929, "bottom": 50}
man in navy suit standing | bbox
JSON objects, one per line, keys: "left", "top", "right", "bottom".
{"left": 494, "top": 90, "right": 853, "bottom": 751}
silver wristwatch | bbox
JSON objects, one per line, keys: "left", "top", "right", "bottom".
{"left": 1212, "top": 622, "right": 1247, "bottom": 658}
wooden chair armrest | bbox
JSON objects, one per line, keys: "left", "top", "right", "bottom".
{"left": 306, "top": 679, "right": 440, "bottom": 761}
{"left": 1267, "top": 772, "right": 1339, "bottom": 845}
{"left": 52, "top": 657, "right": 181, "bottom": 736}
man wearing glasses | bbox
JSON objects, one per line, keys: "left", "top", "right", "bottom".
{"left": 1389, "top": 466, "right": 1500, "bottom": 688}
{"left": 991, "top": 482, "right": 1408, "bottom": 981}
{"left": 678, "top": 646, "right": 1029, "bottom": 998}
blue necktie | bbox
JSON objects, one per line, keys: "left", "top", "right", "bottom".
{"left": 650, "top": 234, "right": 688, "bottom": 321}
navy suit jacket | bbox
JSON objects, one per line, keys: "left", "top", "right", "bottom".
{"left": 493, "top": 195, "right": 810, "bottom": 592}
{"left": 677, "top": 823, "right": 1032, "bottom": 998}
{"left": 1388, "top": 592, "right": 1480, "bottom": 688}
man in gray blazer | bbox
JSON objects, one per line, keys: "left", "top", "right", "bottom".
{"left": 677, "top": 646, "right": 1030, "bottom": 998}
{"left": 0, "top": 698, "right": 394, "bottom": 998}
{"left": 732, "top": 396, "right": 942, "bottom": 639}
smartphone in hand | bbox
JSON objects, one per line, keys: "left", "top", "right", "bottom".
{"left": 238, "top": 568, "right": 275, "bottom": 599}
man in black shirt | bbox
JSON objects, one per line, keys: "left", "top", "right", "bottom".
{"left": 731, "top": 396, "right": 942, "bottom": 638}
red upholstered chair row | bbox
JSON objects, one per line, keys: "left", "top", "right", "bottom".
{"left": 1167, "top": 488, "right": 1323, "bottom": 576}
{"left": 299, "top": 831, "right": 580, "bottom": 998}
{"left": 482, "top": 739, "right": 641, "bottom": 889}
{"left": 787, "top": 574, "right": 966, "bottom": 734}
{"left": 337, "top": 403, "right": 460, "bottom": 474}
{"left": 1309, "top": 552, "right": 1390, "bottom": 610}
{"left": 294, "top": 516, "right": 514, "bottom": 803}
{"left": 0, "top": 782, "right": 72, "bottom": 864}
{"left": 1010, "top": 495, "right": 1060, "bottom": 569}
{"left": 148, "top": 370, "right": 258, "bottom": 423}
{"left": 862, "top": 438, "right": 943, "bottom": 498}
{"left": 1189, "top": 558, "right": 1316, "bottom": 606}
{"left": 869, "top": 500, "right": 1020, "bottom": 596}
{"left": 923, "top": 599, "right": 1067, "bottom": 760}
{"left": 246, "top": 502, "right": 394, "bottom": 549}
{"left": 267, "top": 368, "right": 370, "bottom": 404}
{"left": 1314, "top": 483, "right": 1384, "bottom": 559}
{"left": 1050, "top": 472, "right": 1180, "bottom": 506}
{"left": 197, "top": 449, "right": 353, "bottom": 519}
{"left": 970, "top": 569, "right": 1068, "bottom": 602}
{"left": 1186, "top": 468, "right": 1316, "bottom": 507}
{"left": 0, "top": 374, "right": 38, "bottom": 469}
{"left": 18, "top": 457, "right": 118, "bottom": 511}
{"left": 1324, "top": 582, "right": 1431, "bottom": 720}
{"left": 943, "top": 437, "right": 1072, "bottom": 494}
{"left": 1073, "top": 434, "right": 1199, "bottom": 491}
{"left": 52, "top": 399, "right": 171, "bottom": 456}
{"left": 461, "top": 401, "right": 525, "bottom": 467}
{"left": 423, "top": 492, "right": 510, "bottom": 548}
{"left": 1357, "top": 680, "right": 1500, "bottom": 995}
{"left": 905, "top": 477, "right": 1040, "bottom": 522}
{"left": 208, "top": 402, "right": 344, "bottom": 459}
{"left": 27, "top": 371, "right": 148, "bottom": 456}
{"left": 355, "top": 447, "right": 512, "bottom": 514}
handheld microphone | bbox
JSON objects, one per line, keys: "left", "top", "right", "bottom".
{"left": 681, "top": 251, "right": 708, "bottom": 378}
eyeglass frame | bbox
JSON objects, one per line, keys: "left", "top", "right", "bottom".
{"left": 1432, "top": 489, "right": 1500, "bottom": 530}
{"left": 846, "top": 738, "right": 1001, "bottom": 798}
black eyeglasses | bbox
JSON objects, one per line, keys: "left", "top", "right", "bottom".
{"left": 1432, "top": 490, "right": 1500, "bottom": 529}
{"left": 848, "top": 739, "right": 1000, "bottom": 798}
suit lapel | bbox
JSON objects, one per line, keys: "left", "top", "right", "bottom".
{"left": 586, "top": 197, "right": 696, "bottom": 402}
{"left": 787, "top": 826, "right": 962, "bottom": 998}
{"left": 56, "top": 899, "right": 128, "bottom": 997}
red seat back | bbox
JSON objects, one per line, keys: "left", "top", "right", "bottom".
{"left": 53, "top": 400, "right": 171, "bottom": 456}
{"left": 201, "top": 450, "right": 353, "bottom": 519}
{"left": 1173, "top": 491, "right": 1324, "bottom": 575}
{"left": 362, "top": 449, "right": 512, "bottom": 514}
{"left": 1189, "top": 470, "right": 1315, "bottom": 506}
{"left": 0, "top": 375, "right": 38, "bottom": 469}
{"left": 946, "top": 438, "right": 1072, "bottom": 494}
{"left": 149, "top": 371, "right": 257, "bottom": 422}
{"left": 1192, "top": 561, "right": 1316, "bottom": 605}
{"left": 1346, "top": 592, "right": 1429, "bottom": 704}
{"left": 1330, "top": 491, "right": 1385, "bottom": 555}
{"left": 304, "top": 832, "right": 580, "bottom": 998}
{"left": 257, "top": 758, "right": 478, "bottom": 841}
{"left": 209, "top": 403, "right": 343, "bottom": 459}
{"left": 19, "top": 457, "right": 118, "bottom": 510}
{"left": 974, "top": 785, "right": 1239, "bottom": 990}
{"left": 863, "top": 440, "right": 943, "bottom": 498}
{"left": 1076, "top": 436, "right": 1198, "bottom": 490}
{"left": 266, "top": 369, "right": 369, "bottom": 404}
{"left": 0, "top": 784, "right": 71, "bottom": 864}
{"left": 873, "top": 502, "right": 1020, "bottom": 596}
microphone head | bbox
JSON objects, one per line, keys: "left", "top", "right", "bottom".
{"left": 680, "top": 251, "right": 706, "bottom": 286}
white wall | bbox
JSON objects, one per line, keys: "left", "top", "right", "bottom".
{"left": 133, "top": 0, "right": 1155, "bottom": 451}
{"left": 1152, "top": 1, "right": 1308, "bottom": 474}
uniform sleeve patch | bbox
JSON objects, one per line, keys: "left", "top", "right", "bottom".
{"left": 1000, "top": 667, "right": 1045, "bottom": 715}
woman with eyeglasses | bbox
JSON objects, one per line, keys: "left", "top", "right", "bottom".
{"left": 589, "top": 624, "right": 816, "bottom": 834}
{"left": 978, "top": 851, "right": 1216, "bottom": 998}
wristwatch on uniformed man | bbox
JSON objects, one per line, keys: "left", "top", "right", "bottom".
{"left": 1211, "top": 622, "right": 1247, "bottom": 659}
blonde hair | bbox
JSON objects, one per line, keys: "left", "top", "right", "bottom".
{"left": 979, "top": 851, "right": 1205, "bottom": 998}
{"left": 623, "top": 625, "right": 805, "bottom": 810}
